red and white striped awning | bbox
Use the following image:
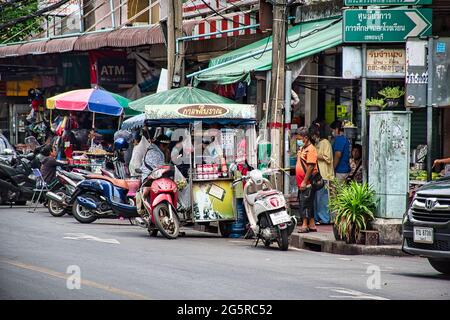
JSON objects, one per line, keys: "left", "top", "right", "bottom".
{"left": 192, "top": 12, "right": 259, "bottom": 41}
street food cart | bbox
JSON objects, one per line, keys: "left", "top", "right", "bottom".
{"left": 144, "top": 103, "right": 257, "bottom": 234}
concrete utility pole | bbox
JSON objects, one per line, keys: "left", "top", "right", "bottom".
{"left": 167, "top": 0, "right": 184, "bottom": 88}
{"left": 269, "top": 0, "right": 287, "bottom": 189}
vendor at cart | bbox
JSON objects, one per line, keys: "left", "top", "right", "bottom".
{"left": 140, "top": 134, "right": 171, "bottom": 181}
{"left": 433, "top": 157, "right": 450, "bottom": 176}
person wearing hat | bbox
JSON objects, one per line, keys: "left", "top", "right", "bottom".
{"left": 140, "top": 133, "right": 171, "bottom": 181}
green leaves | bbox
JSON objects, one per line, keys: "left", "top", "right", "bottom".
{"left": 329, "top": 181, "right": 376, "bottom": 242}
{"left": 378, "top": 86, "right": 405, "bottom": 99}
{"left": 0, "top": 0, "right": 43, "bottom": 43}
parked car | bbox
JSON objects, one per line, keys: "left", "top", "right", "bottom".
{"left": 402, "top": 176, "right": 450, "bottom": 275}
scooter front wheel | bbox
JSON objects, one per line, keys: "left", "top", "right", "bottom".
{"left": 72, "top": 194, "right": 98, "bottom": 224}
{"left": 153, "top": 202, "right": 180, "bottom": 239}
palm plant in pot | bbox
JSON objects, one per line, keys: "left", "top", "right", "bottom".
{"left": 365, "top": 97, "right": 386, "bottom": 112}
{"left": 378, "top": 86, "right": 405, "bottom": 109}
{"left": 329, "top": 181, "right": 377, "bottom": 244}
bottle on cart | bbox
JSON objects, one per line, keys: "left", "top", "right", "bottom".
{"left": 221, "top": 158, "right": 228, "bottom": 177}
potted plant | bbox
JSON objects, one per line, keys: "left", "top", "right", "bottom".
{"left": 365, "top": 97, "right": 386, "bottom": 112}
{"left": 329, "top": 181, "right": 376, "bottom": 244}
{"left": 378, "top": 86, "right": 405, "bottom": 109}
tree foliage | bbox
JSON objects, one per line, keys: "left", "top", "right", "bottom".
{"left": 0, "top": 0, "right": 44, "bottom": 43}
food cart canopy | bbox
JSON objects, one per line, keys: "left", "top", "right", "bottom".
{"left": 129, "top": 86, "right": 236, "bottom": 112}
{"left": 144, "top": 103, "right": 256, "bottom": 126}
{"left": 46, "top": 88, "right": 127, "bottom": 116}
{"left": 122, "top": 113, "right": 146, "bottom": 130}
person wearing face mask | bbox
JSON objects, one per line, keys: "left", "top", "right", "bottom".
{"left": 314, "top": 124, "right": 334, "bottom": 224}
{"left": 330, "top": 120, "right": 351, "bottom": 181}
{"left": 295, "top": 126, "right": 319, "bottom": 233}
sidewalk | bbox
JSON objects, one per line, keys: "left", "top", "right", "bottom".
{"left": 289, "top": 225, "right": 406, "bottom": 256}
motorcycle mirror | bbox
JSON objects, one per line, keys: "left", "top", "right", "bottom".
{"left": 3, "top": 148, "right": 14, "bottom": 155}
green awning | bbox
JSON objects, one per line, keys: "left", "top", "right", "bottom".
{"left": 191, "top": 17, "right": 342, "bottom": 85}
{"left": 129, "top": 86, "right": 236, "bottom": 112}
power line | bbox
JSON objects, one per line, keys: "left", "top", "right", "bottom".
{"left": 199, "top": 0, "right": 248, "bottom": 27}
{"left": 0, "top": 0, "right": 72, "bottom": 31}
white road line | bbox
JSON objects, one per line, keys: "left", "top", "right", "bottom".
{"left": 317, "top": 287, "right": 389, "bottom": 300}
{"left": 63, "top": 233, "right": 120, "bottom": 245}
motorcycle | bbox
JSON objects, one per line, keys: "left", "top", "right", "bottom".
{"left": 69, "top": 165, "right": 179, "bottom": 240}
{"left": 67, "top": 171, "right": 143, "bottom": 224}
{"left": 45, "top": 165, "right": 124, "bottom": 217}
{"left": 45, "top": 168, "right": 86, "bottom": 217}
{"left": 232, "top": 168, "right": 297, "bottom": 251}
{"left": 137, "top": 165, "right": 179, "bottom": 239}
{"left": 0, "top": 145, "right": 50, "bottom": 205}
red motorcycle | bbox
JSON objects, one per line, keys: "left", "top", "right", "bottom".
{"left": 140, "top": 165, "right": 180, "bottom": 239}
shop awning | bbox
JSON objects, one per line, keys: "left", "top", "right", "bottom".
{"left": 190, "top": 17, "right": 343, "bottom": 85}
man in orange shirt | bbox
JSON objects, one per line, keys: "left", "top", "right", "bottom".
{"left": 296, "top": 126, "right": 319, "bottom": 233}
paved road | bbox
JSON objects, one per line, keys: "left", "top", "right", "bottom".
{"left": 0, "top": 206, "right": 449, "bottom": 300}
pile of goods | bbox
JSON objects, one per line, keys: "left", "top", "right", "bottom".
{"left": 410, "top": 169, "right": 441, "bottom": 181}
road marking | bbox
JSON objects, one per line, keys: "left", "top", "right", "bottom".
{"left": 0, "top": 259, "right": 150, "bottom": 300}
{"left": 317, "top": 287, "right": 389, "bottom": 300}
{"left": 63, "top": 233, "right": 120, "bottom": 244}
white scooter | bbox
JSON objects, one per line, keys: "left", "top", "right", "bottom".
{"left": 232, "top": 168, "right": 297, "bottom": 250}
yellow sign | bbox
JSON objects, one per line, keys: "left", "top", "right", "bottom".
{"left": 192, "top": 180, "right": 235, "bottom": 222}
{"left": 6, "top": 79, "right": 40, "bottom": 96}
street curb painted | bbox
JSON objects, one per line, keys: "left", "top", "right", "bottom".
{"left": 290, "top": 233, "right": 407, "bottom": 257}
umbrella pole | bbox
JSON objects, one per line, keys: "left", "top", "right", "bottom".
{"left": 92, "top": 112, "right": 95, "bottom": 129}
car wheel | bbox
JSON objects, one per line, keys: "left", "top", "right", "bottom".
{"left": 428, "top": 258, "right": 450, "bottom": 275}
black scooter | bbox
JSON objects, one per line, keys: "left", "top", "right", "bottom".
{"left": 0, "top": 146, "right": 56, "bottom": 205}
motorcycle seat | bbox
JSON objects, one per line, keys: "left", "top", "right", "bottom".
{"left": 257, "top": 190, "right": 280, "bottom": 198}
{"left": 87, "top": 174, "right": 129, "bottom": 190}
{"left": 63, "top": 171, "right": 84, "bottom": 181}
{"left": 125, "top": 179, "right": 141, "bottom": 194}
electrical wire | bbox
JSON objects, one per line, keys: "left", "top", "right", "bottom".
{"left": 0, "top": 0, "right": 72, "bottom": 31}
{"left": 199, "top": 0, "right": 248, "bottom": 27}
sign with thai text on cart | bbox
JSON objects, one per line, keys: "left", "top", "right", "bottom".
{"left": 343, "top": 8, "right": 432, "bottom": 43}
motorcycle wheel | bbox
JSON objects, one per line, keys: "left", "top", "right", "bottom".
{"left": 153, "top": 202, "right": 180, "bottom": 239}
{"left": 48, "top": 191, "right": 66, "bottom": 217}
{"left": 148, "top": 229, "right": 158, "bottom": 237}
{"left": 71, "top": 194, "right": 98, "bottom": 224}
{"left": 277, "top": 228, "right": 289, "bottom": 251}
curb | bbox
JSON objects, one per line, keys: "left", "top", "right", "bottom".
{"left": 290, "top": 233, "right": 407, "bottom": 257}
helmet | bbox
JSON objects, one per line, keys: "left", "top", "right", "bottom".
{"left": 249, "top": 170, "right": 264, "bottom": 185}
{"left": 114, "top": 137, "right": 129, "bottom": 150}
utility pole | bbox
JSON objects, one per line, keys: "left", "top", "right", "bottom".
{"left": 167, "top": 0, "right": 184, "bottom": 88}
{"left": 269, "top": 0, "right": 287, "bottom": 189}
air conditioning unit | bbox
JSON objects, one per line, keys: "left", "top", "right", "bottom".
{"left": 63, "top": 13, "right": 81, "bottom": 34}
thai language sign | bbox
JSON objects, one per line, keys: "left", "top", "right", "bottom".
{"left": 344, "top": 0, "right": 432, "bottom": 5}
{"left": 367, "top": 49, "right": 406, "bottom": 78}
{"left": 343, "top": 8, "right": 432, "bottom": 42}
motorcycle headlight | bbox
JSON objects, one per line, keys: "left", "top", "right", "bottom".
{"left": 150, "top": 169, "right": 163, "bottom": 180}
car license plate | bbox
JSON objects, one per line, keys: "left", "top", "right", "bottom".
{"left": 413, "top": 227, "right": 433, "bottom": 244}
{"left": 269, "top": 211, "right": 291, "bottom": 225}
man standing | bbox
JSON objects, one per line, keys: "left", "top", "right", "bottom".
{"left": 330, "top": 120, "right": 351, "bottom": 181}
